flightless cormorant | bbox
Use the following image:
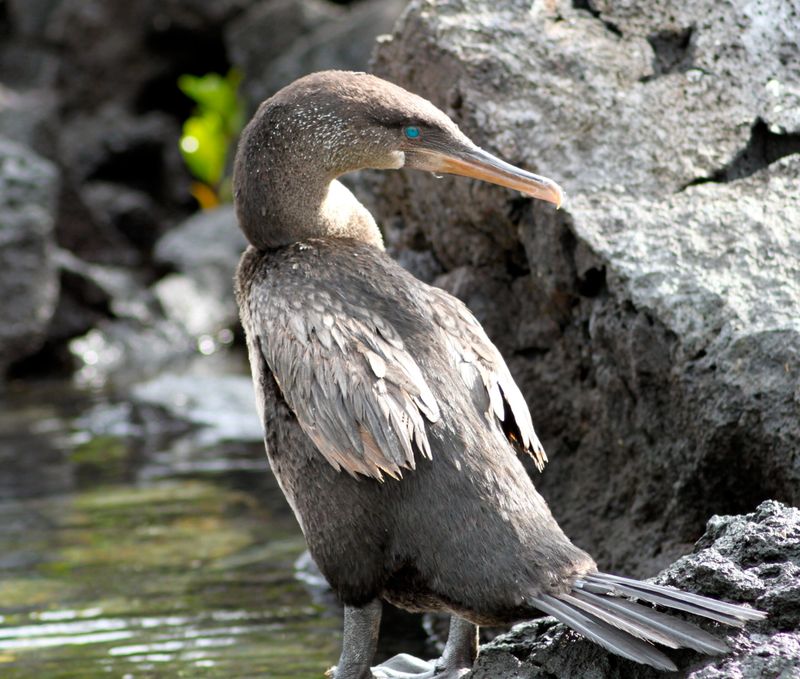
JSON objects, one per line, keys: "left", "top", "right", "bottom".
{"left": 233, "top": 71, "right": 764, "bottom": 678}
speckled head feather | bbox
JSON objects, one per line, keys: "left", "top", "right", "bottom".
{"left": 267, "top": 70, "right": 467, "bottom": 169}
{"left": 233, "top": 71, "right": 473, "bottom": 250}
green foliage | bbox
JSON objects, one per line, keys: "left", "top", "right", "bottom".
{"left": 178, "top": 69, "right": 244, "bottom": 206}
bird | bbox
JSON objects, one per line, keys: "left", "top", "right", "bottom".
{"left": 232, "top": 70, "right": 764, "bottom": 678}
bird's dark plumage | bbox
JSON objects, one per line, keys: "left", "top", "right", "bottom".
{"left": 236, "top": 238, "right": 579, "bottom": 615}
{"left": 233, "top": 71, "right": 764, "bottom": 678}
{"left": 241, "top": 237, "right": 545, "bottom": 481}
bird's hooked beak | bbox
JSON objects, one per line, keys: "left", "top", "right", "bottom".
{"left": 406, "top": 142, "right": 564, "bottom": 208}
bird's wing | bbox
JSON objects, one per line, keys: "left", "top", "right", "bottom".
{"left": 425, "top": 286, "right": 547, "bottom": 470}
{"left": 250, "top": 287, "right": 440, "bottom": 481}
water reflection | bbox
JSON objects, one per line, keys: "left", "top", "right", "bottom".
{"left": 0, "top": 353, "right": 341, "bottom": 678}
{"left": 0, "top": 350, "right": 431, "bottom": 677}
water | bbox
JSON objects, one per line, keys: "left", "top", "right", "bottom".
{"left": 0, "top": 351, "right": 430, "bottom": 678}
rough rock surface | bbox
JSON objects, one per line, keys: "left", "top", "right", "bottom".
{"left": 227, "top": 0, "right": 407, "bottom": 111}
{"left": 469, "top": 501, "right": 800, "bottom": 678}
{"left": 0, "top": 85, "right": 58, "bottom": 156}
{"left": 372, "top": 0, "right": 800, "bottom": 578}
{"left": 225, "top": 0, "right": 343, "bottom": 112}
{"left": 0, "top": 138, "right": 60, "bottom": 372}
{"left": 258, "top": 0, "right": 407, "bottom": 104}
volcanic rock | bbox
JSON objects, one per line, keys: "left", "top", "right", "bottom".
{"left": 372, "top": 0, "right": 800, "bottom": 579}
{"left": 470, "top": 501, "right": 800, "bottom": 678}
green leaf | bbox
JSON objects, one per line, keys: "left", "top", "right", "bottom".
{"left": 180, "top": 112, "right": 227, "bottom": 186}
{"left": 177, "top": 69, "right": 244, "bottom": 202}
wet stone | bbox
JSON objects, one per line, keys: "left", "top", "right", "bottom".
{"left": 0, "top": 137, "right": 60, "bottom": 374}
{"left": 0, "top": 376, "right": 341, "bottom": 678}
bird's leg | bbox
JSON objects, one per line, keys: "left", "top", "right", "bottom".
{"left": 439, "top": 616, "right": 478, "bottom": 672}
{"left": 372, "top": 615, "right": 477, "bottom": 679}
{"left": 328, "top": 599, "right": 383, "bottom": 679}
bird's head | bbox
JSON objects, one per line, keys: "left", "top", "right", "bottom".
{"left": 254, "top": 70, "right": 564, "bottom": 207}
{"left": 234, "top": 71, "right": 563, "bottom": 249}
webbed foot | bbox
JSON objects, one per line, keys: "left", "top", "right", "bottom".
{"left": 371, "top": 615, "right": 476, "bottom": 679}
{"left": 371, "top": 652, "right": 471, "bottom": 678}
{"left": 372, "top": 653, "right": 435, "bottom": 678}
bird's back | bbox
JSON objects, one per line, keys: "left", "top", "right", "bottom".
{"left": 235, "top": 237, "right": 594, "bottom": 623}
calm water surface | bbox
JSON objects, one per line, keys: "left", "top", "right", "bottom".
{"left": 0, "top": 352, "right": 427, "bottom": 678}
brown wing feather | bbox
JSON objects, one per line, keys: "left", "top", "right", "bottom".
{"left": 426, "top": 286, "right": 547, "bottom": 470}
{"left": 240, "top": 239, "right": 543, "bottom": 478}
{"left": 250, "top": 288, "right": 440, "bottom": 480}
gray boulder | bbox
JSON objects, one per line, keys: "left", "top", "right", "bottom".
{"left": 44, "top": 0, "right": 255, "bottom": 111}
{"left": 225, "top": 0, "right": 344, "bottom": 112}
{"left": 62, "top": 203, "right": 245, "bottom": 387}
{"left": 154, "top": 204, "right": 247, "bottom": 337}
{"left": 62, "top": 206, "right": 247, "bottom": 387}
{"left": 0, "top": 137, "right": 59, "bottom": 373}
{"left": 6, "top": 0, "right": 62, "bottom": 39}
{"left": 0, "top": 0, "right": 61, "bottom": 90}
{"left": 81, "top": 181, "right": 165, "bottom": 253}
{"left": 57, "top": 103, "right": 185, "bottom": 198}
{"left": 0, "top": 85, "right": 58, "bottom": 156}
{"left": 54, "top": 103, "right": 189, "bottom": 267}
{"left": 228, "top": 0, "right": 407, "bottom": 110}
{"left": 57, "top": 247, "right": 196, "bottom": 386}
{"left": 372, "top": 0, "right": 800, "bottom": 578}
{"left": 470, "top": 501, "right": 800, "bottom": 678}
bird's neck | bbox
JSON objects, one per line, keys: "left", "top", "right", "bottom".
{"left": 316, "top": 179, "right": 385, "bottom": 249}
{"left": 234, "top": 146, "right": 384, "bottom": 251}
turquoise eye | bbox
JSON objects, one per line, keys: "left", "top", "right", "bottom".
{"left": 404, "top": 126, "right": 421, "bottom": 139}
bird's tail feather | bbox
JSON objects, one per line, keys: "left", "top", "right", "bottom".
{"left": 581, "top": 572, "right": 766, "bottom": 625}
{"left": 532, "top": 571, "right": 766, "bottom": 671}
{"left": 534, "top": 592, "right": 680, "bottom": 671}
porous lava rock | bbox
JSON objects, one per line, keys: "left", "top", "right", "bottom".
{"left": 372, "top": 0, "right": 800, "bottom": 579}
{"left": 469, "top": 501, "right": 800, "bottom": 678}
